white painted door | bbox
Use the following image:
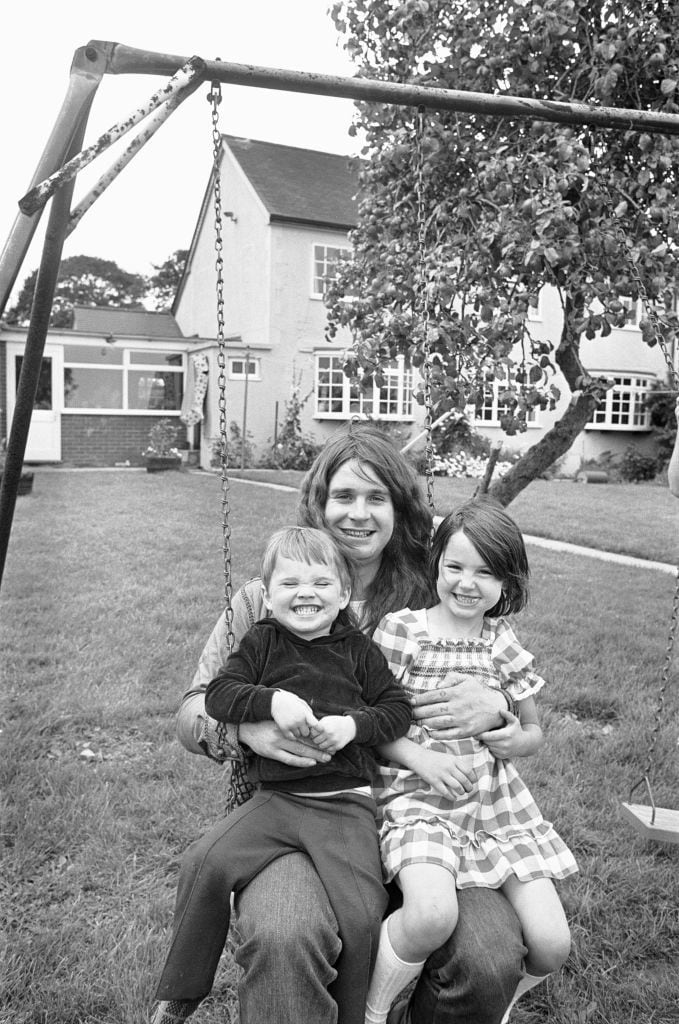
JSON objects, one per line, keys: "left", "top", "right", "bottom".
{"left": 6, "top": 342, "right": 62, "bottom": 462}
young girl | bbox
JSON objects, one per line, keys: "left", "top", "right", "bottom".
{"left": 365, "top": 499, "right": 578, "bottom": 1024}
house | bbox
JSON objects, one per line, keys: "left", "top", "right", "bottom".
{"left": 173, "top": 135, "right": 391, "bottom": 469}
{"left": 0, "top": 307, "right": 214, "bottom": 466}
{"left": 2, "top": 134, "right": 674, "bottom": 472}
{"left": 174, "top": 135, "right": 674, "bottom": 476}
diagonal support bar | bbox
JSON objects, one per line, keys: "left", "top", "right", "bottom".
{"left": 19, "top": 56, "right": 207, "bottom": 217}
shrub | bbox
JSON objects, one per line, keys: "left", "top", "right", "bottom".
{"left": 618, "top": 445, "right": 658, "bottom": 483}
{"left": 210, "top": 422, "right": 256, "bottom": 469}
{"left": 260, "top": 371, "right": 322, "bottom": 471}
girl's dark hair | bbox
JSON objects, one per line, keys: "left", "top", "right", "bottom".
{"left": 429, "top": 498, "right": 530, "bottom": 617}
{"left": 297, "top": 424, "right": 434, "bottom": 633}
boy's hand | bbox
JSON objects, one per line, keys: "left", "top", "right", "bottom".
{"left": 271, "top": 691, "right": 319, "bottom": 739}
{"left": 478, "top": 709, "right": 524, "bottom": 758}
{"left": 309, "top": 715, "right": 357, "bottom": 754}
{"left": 410, "top": 747, "right": 475, "bottom": 799}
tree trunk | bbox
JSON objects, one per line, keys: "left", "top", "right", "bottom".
{"left": 487, "top": 391, "right": 597, "bottom": 505}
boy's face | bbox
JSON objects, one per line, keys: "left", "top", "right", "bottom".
{"left": 262, "top": 555, "right": 350, "bottom": 640}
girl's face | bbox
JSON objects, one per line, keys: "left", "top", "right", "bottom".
{"left": 324, "top": 460, "right": 395, "bottom": 572}
{"left": 436, "top": 529, "right": 503, "bottom": 633}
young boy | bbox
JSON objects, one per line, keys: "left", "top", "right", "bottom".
{"left": 152, "top": 527, "right": 412, "bottom": 1024}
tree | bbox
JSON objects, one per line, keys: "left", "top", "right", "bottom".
{"left": 5, "top": 256, "right": 147, "bottom": 328}
{"left": 327, "top": 0, "right": 679, "bottom": 504}
{"left": 146, "top": 249, "right": 188, "bottom": 311}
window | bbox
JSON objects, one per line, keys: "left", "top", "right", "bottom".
{"left": 588, "top": 374, "right": 654, "bottom": 430}
{"left": 471, "top": 383, "right": 538, "bottom": 426}
{"left": 315, "top": 353, "right": 414, "bottom": 420}
{"left": 312, "top": 244, "right": 349, "bottom": 298}
{"left": 63, "top": 346, "right": 183, "bottom": 412}
{"left": 228, "top": 356, "right": 260, "bottom": 380}
{"left": 619, "top": 296, "right": 640, "bottom": 328}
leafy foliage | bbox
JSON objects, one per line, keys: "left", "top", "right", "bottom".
{"left": 263, "top": 371, "right": 322, "bottom": 470}
{"left": 146, "top": 249, "right": 188, "bottom": 311}
{"left": 143, "top": 418, "right": 180, "bottom": 458}
{"left": 327, "top": 0, "right": 679, "bottom": 503}
{"left": 5, "top": 256, "right": 148, "bottom": 328}
{"left": 5, "top": 248, "right": 187, "bottom": 327}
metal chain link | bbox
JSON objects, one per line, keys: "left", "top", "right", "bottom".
{"left": 209, "top": 75, "right": 235, "bottom": 654}
{"left": 414, "top": 106, "right": 435, "bottom": 519}
{"left": 606, "top": 200, "right": 679, "bottom": 816}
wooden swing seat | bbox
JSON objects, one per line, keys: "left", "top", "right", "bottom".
{"left": 620, "top": 802, "right": 679, "bottom": 844}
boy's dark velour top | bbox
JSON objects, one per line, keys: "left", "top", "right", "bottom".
{"left": 205, "top": 617, "right": 412, "bottom": 794}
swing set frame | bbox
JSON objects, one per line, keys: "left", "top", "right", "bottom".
{"left": 0, "top": 37, "right": 678, "bottom": 839}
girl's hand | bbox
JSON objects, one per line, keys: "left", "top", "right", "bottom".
{"left": 478, "top": 709, "right": 529, "bottom": 758}
{"left": 271, "top": 691, "right": 319, "bottom": 739}
{"left": 309, "top": 715, "right": 357, "bottom": 754}
{"left": 410, "top": 747, "right": 475, "bottom": 799}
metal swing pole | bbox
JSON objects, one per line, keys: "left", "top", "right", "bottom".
{"left": 0, "top": 82, "right": 97, "bottom": 587}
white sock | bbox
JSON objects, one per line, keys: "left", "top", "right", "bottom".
{"left": 500, "top": 972, "right": 546, "bottom": 1024}
{"left": 365, "top": 918, "right": 426, "bottom": 1024}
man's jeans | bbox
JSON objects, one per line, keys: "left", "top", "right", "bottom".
{"left": 233, "top": 852, "right": 526, "bottom": 1024}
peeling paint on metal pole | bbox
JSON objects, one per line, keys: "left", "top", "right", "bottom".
{"left": 19, "top": 55, "right": 206, "bottom": 217}
{"left": 67, "top": 64, "right": 206, "bottom": 233}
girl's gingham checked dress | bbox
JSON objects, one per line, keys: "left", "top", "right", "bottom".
{"left": 373, "top": 609, "right": 577, "bottom": 889}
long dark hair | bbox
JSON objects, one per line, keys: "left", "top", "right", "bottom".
{"left": 428, "top": 499, "right": 530, "bottom": 617}
{"left": 298, "top": 424, "right": 434, "bottom": 633}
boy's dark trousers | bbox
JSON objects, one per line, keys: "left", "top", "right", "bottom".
{"left": 156, "top": 788, "right": 387, "bottom": 1024}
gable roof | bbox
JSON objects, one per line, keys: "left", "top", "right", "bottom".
{"left": 223, "top": 136, "right": 359, "bottom": 229}
{"left": 72, "top": 306, "right": 184, "bottom": 338}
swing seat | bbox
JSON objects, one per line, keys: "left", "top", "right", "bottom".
{"left": 621, "top": 802, "right": 679, "bottom": 844}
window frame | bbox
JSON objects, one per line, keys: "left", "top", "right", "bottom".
{"left": 311, "top": 243, "right": 350, "bottom": 300}
{"left": 470, "top": 381, "right": 539, "bottom": 428}
{"left": 62, "top": 345, "right": 185, "bottom": 414}
{"left": 586, "top": 373, "right": 655, "bottom": 431}
{"left": 314, "top": 351, "right": 414, "bottom": 421}
{"left": 228, "top": 355, "right": 261, "bottom": 381}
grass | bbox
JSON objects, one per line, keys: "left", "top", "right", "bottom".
{"left": 1, "top": 468, "right": 678, "bottom": 1024}
{"left": 230, "top": 468, "right": 679, "bottom": 564}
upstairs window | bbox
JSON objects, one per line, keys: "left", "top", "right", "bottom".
{"left": 312, "top": 244, "right": 349, "bottom": 298}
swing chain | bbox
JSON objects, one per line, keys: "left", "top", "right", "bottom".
{"left": 209, "top": 75, "right": 235, "bottom": 654}
{"left": 641, "top": 569, "right": 679, "bottom": 789}
{"left": 415, "top": 106, "right": 436, "bottom": 519}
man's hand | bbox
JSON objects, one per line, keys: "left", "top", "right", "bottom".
{"left": 239, "top": 720, "right": 331, "bottom": 767}
{"left": 411, "top": 674, "right": 506, "bottom": 739}
{"left": 271, "top": 691, "right": 319, "bottom": 739}
{"left": 309, "top": 715, "right": 356, "bottom": 754}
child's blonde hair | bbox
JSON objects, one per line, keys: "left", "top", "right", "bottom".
{"left": 261, "top": 526, "right": 352, "bottom": 594}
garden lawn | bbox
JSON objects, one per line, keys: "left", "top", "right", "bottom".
{"left": 1, "top": 468, "right": 678, "bottom": 1024}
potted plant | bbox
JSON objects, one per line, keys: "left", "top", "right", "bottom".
{"left": 0, "top": 436, "right": 34, "bottom": 495}
{"left": 143, "top": 418, "right": 182, "bottom": 473}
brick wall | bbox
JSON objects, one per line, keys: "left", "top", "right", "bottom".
{"left": 61, "top": 415, "right": 190, "bottom": 467}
